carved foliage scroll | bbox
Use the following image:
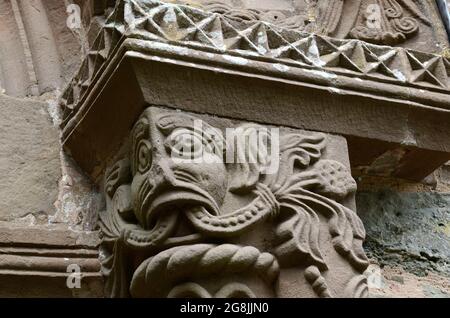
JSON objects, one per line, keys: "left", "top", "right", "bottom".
{"left": 349, "top": 0, "right": 431, "bottom": 45}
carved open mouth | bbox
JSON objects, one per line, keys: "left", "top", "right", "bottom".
{"left": 141, "top": 182, "right": 220, "bottom": 229}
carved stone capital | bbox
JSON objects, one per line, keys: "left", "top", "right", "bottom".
{"left": 57, "top": 0, "right": 450, "bottom": 298}
{"left": 99, "top": 107, "right": 369, "bottom": 297}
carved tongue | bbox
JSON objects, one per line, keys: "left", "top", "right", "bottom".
{"left": 145, "top": 188, "right": 220, "bottom": 227}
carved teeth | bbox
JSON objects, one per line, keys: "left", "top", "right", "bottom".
{"left": 237, "top": 215, "right": 246, "bottom": 223}
{"left": 228, "top": 218, "right": 238, "bottom": 226}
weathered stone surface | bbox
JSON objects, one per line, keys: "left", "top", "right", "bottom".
{"left": 98, "top": 106, "right": 368, "bottom": 298}
{"left": 0, "top": 93, "right": 60, "bottom": 221}
{"left": 0, "top": 0, "right": 448, "bottom": 299}
{"left": 437, "top": 162, "right": 450, "bottom": 191}
{"left": 51, "top": 151, "right": 104, "bottom": 231}
{"left": 437, "top": 0, "right": 450, "bottom": 38}
{"left": 0, "top": 0, "right": 89, "bottom": 97}
{"left": 60, "top": 0, "right": 450, "bottom": 184}
{"left": 357, "top": 190, "right": 450, "bottom": 277}
{"left": 42, "top": 0, "right": 86, "bottom": 87}
{"left": 174, "top": 0, "right": 449, "bottom": 53}
{"left": 0, "top": 223, "right": 103, "bottom": 297}
{"left": 366, "top": 264, "right": 450, "bottom": 298}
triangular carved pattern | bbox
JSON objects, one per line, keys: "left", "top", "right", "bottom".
{"left": 444, "top": 58, "right": 450, "bottom": 89}
{"left": 60, "top": 0, "right": 450, "bottom": 127}
{"left": 60, "top": 2, "right": 127, "bottom": 125}
{"left": 404, "top": 50, "right": 449, "bottom": 88}
{"left": 122, "top": 0, "right": 450, "bottom": 85}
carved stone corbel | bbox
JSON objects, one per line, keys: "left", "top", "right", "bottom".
{"left": 99, "top": 107, "right": 369, "bottom": 298}
{"left": 58, "top": 0, "right": 450, "bottom": 298}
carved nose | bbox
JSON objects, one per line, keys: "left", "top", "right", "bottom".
{"left": 155, "top": 159, "right": 177, "bottom": 187}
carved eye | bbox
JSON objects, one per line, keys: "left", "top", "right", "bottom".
{"left": 169, "top": 129, "right": 204, "bottom": 160}
{"left": 136, "top": 140, "right": 152, "bottom": 173}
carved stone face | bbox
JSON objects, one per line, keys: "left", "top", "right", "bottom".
{"left": 130, "top": 109, "right": 228, "bottom": 229}
{"left": 101, "top": 107, "right": 368, "bottom": 298}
